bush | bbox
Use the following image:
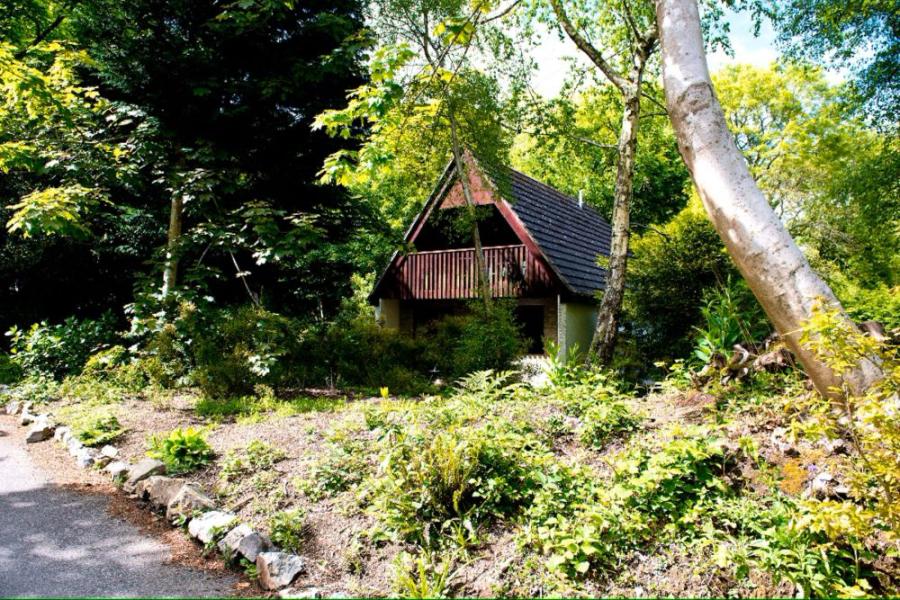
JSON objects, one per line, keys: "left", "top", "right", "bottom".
{"left": 147, "top": 427, "right": 215, "bottom": 475}
{"left": 77, "top": 414, "right": 127, "bottom": 447}
{"left": 373, "top": 423, "right": 544, "bottom": 546}
{"left": 268, "top": 509, "right": 307, "bottom": 553}
{"left": 579, "top": 400, "right": 640, "bottom": 448}
{"left": 6, "top": 312, "right": 119, "bottom": 380}
{"left": 692, "top": 277, "right": 769, "bottom": 367}
{"left": 424, "top": 301, "right": 528, "bottom": 380}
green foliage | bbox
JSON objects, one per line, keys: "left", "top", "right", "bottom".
{"left": 796, "top": 304, "right": 900, "bottom": 533}
{"left": 220, "top": 440, "right": 286, "bottom": 484}
{"left": 300, "top": 445, "right": 367, "bottom": 501}
{"left": 578, "top": 400, "right": 640, "bottom": 448}
{"left": 528, "top": 425, "right": 729, "bottom": 578}
{"left": 623, "top": 197, "right": 736, "bottom": 369}
{"left": 77, "top": 414, "right": 126, "bottom": 447}
{"left": 147, "top": 427, "right": 215, "bottom": 475}
{"left": 424, "top": 301, "right": 528, "bottom": 380}
{"left": 371, "top": 419, "right": 545, "bottom": 547}
{"left": 708, "top": 495, "right": 878, "bottom": 598}
{"left": 692, "top": 277, "right": 769, "bottom": 366}
{"left": 6, "top": 312, "right": 119, "bottom": 380}
{"left": 268, "top": 509, "right": 307, "bottom": 554}
{"left": 392, "top": 551, "right": 455, "bottom": 599}
{"left": 0, "top": 352, "right": 22, "bottom": 384}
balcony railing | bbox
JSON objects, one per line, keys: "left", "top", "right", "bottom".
{"left": 389, "top": 244, "right": 553, "bottom": 300}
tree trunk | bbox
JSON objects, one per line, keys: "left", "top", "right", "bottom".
{"left": 161, "top": 194, "right": 183, "bottom": 297}
{"left": 449, "top": 112, "right": 492, "bottom": 308}
{"left": 588, "top": 89, "right": 641, "bottom": 365}
{"left": 655, "top": 0, "right": 881, "bottom": 396}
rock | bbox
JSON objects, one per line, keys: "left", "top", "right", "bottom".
{"left": 137, "top": 476, "right": 186, "bottom": 509}
{"left": 19, "top": 411, "right": 35, "bottom": 426}
{"left": 278, "top": 587, "right": 321, "bottom": 599}
{"left": 94, "top": 455, "right": 113, "bottom": 468}
{"left": 218, "top": 523, "right": 273, "bottom": 562}
{"left": 187, "top": 511, "right": 236, "bottom": 544}
{"left": 74, "top": 447, "right": 99, "bottom": 469}
{"left": 808, "top": 471, "right": 834, "bottom": 499}
{"left": 104, "top": 461, "right": 130, "bottom": 480}
{"left": 123, "top": 458, "right": 166, "bottom": 492}
{"left": 100, "top": 445, "right": 118, "bottom": 459}
{"left": 67, "top": 436, "right": 84, "bottom": 455}
{"left": 25, "top": 419, "right": 54, "bottom": 443}
{"left": 257, "top": 552, "right": 306, "bottom": 590}
{"left": 53, "top": 426, "right": 71, "bottom": 442}
{"left": 5, "top": 400, "right": 20, "bottom": 415}
{"left": 166, "top": 483, "right": 216, "bottom": 522}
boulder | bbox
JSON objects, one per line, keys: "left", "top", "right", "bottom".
{"left": 166, "top": 483, "right": 216, "bottom": 522}
{"left": 218, "top": 523, "right": 273, "bottom": 562}
{"left": 53, "top": 426, "right": 71, "bottom": 442}
{"left": 137, "top": 476, "right": 186, "bottom": 509}
{"left": 257, "top": 552, "right": 306, "bottom": 590}
{"left": 19, "top": 411, "right": 35, "bottom": 426}
{"left": 808, "top": 471, "right": 834, "bottom": 499}
{"left": 187, "top": 511, "right": 236, "bottom": 545}
{"left": 123, "top": 458, "right": 166, "bottom": 492}
{"left": 67, "top": 436, "right": 85, "bottom": 456}
{"left": 104, "top": 461, "right": 130, "bottom": 480}
{"left": 74, "top": 447, "right": 98, "bottom": 469}
{"left": 100, "top": 445, "right": 119, "bottom": 459}
{"left": 25, "top": 419, "right": 54, "bottom": 443}
{"left": 5, "top": 400, "right": 20, "bottom": 415}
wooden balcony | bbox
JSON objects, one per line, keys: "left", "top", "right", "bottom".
{"left": 387, "top": 244, "right": 554, "bottom": 300}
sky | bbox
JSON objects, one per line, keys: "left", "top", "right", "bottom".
{"left": 529, "top": 7, "right": 782, "bottom": 97}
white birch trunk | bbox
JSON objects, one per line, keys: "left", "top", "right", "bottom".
{"left": 161, "top": 195, "right": 183, "bottom": 298}
{"left": 655, "top": 0, "right": 881, "bottom": 396}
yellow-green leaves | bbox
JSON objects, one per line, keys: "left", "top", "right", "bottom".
{"left": 7, "top": 185, "right": 107, "bottom": 238}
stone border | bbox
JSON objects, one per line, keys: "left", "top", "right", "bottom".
{"left": 4, "top": 397, "right": 325, "bottom": 598}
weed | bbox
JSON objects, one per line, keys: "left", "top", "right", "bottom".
{"left": 268, "top": 509, "right": 307, "bottom": 554}
{"left": 579, "top": 400, "right": 640, "bottom": 448}
{"left": 392, "top": 551, "right": 455, "bottom": 598}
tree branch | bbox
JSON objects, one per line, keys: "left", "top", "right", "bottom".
{"left": 549, "top": 0, "right": 629, "bottom": 92}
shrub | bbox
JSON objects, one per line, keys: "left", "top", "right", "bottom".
{"left": 268, "top": 509, "right": 307, "bottom": 553}
{"left": 425, "top": 301, "right": 528, "bottom": 380}
{"left": 147, "top": 427, "right": 215, "bottom": 475}
{"left": 78, "top": 414, "right": 127, "bottom": 447}
{"left": 529, "top": 425, "right": 730, "bottom": 578}
{"left": 373, "top": 423, "right": 545, "bottom": 546}
{"left": 692, "top": 277, "right": 769, "bottom": 367}
{"left": 300, "top": 446, "right": 367, "bottom": 500}
{"left": 6, "top": 312, "right": 119, "bottom": 380}
{"left": 579, "top": 400, "right": 640, "bottom": 448}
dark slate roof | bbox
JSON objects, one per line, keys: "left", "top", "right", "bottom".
{"left": 491, "top": 166, "right": 612, "bottom": 296}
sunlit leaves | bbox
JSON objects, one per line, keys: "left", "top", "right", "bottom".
{"left": 6, "top": 184, "right": 107, "bottom": 238}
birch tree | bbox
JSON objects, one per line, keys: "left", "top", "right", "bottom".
{"left": 654, "top": 0, "right": 882, "bottom": 396}
{"left": 544, "top": 0, "right": 660, "bottom": 366}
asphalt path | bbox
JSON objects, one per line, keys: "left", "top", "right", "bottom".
{"left": 0, "top": 416, "right": 237, "bottom": 598}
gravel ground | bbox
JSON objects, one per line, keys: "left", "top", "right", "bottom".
{"left": 0, "top": 414, "right": 240, "bottom": 598}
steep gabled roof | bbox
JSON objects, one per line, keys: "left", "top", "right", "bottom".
{"left": 500, "top": 167, "right": 611, "bottom": 296}
{"left": 370, "top": 158, "right": 612, "bottom": 301}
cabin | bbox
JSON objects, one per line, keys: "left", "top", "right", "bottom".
{"left": 369, "top": 156, "right": 613, "bottom": 357}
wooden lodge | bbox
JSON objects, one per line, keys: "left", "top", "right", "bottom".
{"left": 369, "top": 156, "right": 613, "bottom": 357}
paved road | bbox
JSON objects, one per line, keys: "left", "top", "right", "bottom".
{"left": 0, "top": 418, "right": 237, "bottom": 597}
